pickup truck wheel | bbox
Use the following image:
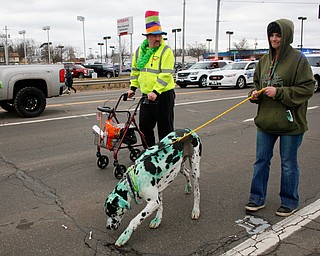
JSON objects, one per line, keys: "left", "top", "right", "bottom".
{"left": 198, "top": 76, "right": 207, "bottom": 87}
{"left": 179, "top": 84, "right": 187, "bottom": 88}
{"left": 78, "top": 73, "right": 84, "bottom": 79}
{"left": 0, "top": 101, "right": 16, "bottom": 112}
{"left": 235, "top": 76, "right": 246, "bottom": 89}
{"left": 106, "top": 72, "right": 112, "bottom": 78}
{"left": 14, "top": 87, "right": 46, "bottom": 118}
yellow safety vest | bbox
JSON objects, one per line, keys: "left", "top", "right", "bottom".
{"left": 130, "top": 41, "right": 175, "bottom": 95}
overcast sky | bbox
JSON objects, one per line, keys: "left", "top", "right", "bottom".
{"left": 1, "top": 0, "right": 319, "bottom": 59}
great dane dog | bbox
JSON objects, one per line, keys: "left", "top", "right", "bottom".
{"left": 104, "top": 128, "right": 202, "bottom": 247}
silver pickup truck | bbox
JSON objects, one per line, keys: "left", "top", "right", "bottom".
{"left": 305, "top": 54, "right": 320, "bottom": 92}
{"left": 0, "top": 64, "right": 66, "bottom": 117}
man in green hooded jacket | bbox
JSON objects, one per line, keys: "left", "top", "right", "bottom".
{"left": 245, "top": 19, "right": 314, "bottom": 217}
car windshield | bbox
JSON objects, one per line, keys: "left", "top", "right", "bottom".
{"left": 306, "top": 56, "right": 320, "bottom": 67}
{"left": 189, "top": 62, "right": 213, "bottom": 69}
{"left": 75, "top": 64, "right": 85, "bottom": 68}
{"left": 222, "top": 62, "right": 248, "bottom": 70}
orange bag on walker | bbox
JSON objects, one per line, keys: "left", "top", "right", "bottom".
{"left": 104, "top": 118, "right": 120, "bottom": 150}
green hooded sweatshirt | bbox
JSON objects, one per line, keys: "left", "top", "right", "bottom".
{"left": 252, "top": 18, "right": 315, "bottom": 135}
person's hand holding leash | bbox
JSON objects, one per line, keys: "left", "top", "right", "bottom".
{"left": 251, "top": 90, "right": 261, "bottom": 100}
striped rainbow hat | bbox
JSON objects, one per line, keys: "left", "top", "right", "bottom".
{"left": 142, "top": 10, "right": 167, "bottom": 36}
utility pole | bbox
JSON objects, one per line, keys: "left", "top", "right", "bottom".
{"left": 3, "top": 26, "right": 9, "bottom": 65}
{"left": 182, "top": 0, "right": 186, "bottom": 70}
{"left": 214, "top": 0, "right": 221, "bottom": 59}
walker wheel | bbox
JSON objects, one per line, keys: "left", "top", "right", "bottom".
{"left": 113, "top": 165, "right": 126, "bottom": 179}
{"left": 129, "top": 148, "right": 141, "bottom": 162}
{"left": 97, "top": 155, "right": 109, "bottom": 169}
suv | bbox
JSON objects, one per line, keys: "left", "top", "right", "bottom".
{"left": 84, "top": 63, "right": 119, "bottom": 78}
{"left": 176, "top": 60, "right": 232, "bottom": 88}
{"left": 63, "top": 63, "right": 93, "bottom": 78}
{"left": 305, "top": 54, "right": 320, "bottom": 92}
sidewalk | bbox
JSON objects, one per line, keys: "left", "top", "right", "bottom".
{"left": 223, "top": 198, "right": 320, "bottom": 255}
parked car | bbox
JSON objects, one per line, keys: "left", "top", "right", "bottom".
{"left": 207, "top": 60, "right": 258, "bottom": 89}
{"left": 175, "top": 60, "right": 232, "bottom": 88}
{"left": 305, "top": 53, "right": 320, "bottom": 92}
{"left": 63, "top": 63, "right": 93, "bottom": 78}
{"left": 84, "top": 63, "right": 119, "bottom": 78}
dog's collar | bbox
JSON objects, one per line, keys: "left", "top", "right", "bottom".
{"left": 126, "top": 165, "right": 140, "bottom": 205}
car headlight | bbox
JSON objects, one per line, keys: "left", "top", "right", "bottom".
{"left": 225, "top": 73, "right": 237, "bottom": 77}
{"left": 190, "top": 72, "right": 199, "bottom": 75}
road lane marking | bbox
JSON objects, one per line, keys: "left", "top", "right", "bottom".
{"left": 0, "top": 95, "right": 248, "bottom": 127}
{"left": 1, "top": 99, "right": 318, "bottom": 127}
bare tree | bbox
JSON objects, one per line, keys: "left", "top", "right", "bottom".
{"left": 233, "top": 38, "right": 250, "bottom": 50}
{"left": 187, "top": 42, "right": 206, "bottom": 61}
{"left": 118, "top": 38, "right": 130, "bottom": 65}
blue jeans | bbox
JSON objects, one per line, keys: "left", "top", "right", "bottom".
{"left": 248, "top": 130, "right": 304, "bottom": 210}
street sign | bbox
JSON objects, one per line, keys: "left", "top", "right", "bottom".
{"left": 117, "top": 16, "right": 133, "bottom": 36}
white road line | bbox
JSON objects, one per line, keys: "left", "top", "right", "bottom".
{"left": 223, "top": 198, "right": 320, "bottom": 256}
{"left": 1, "top": 100, "right": 318, "bottom": 128}
{"left": 0, "top": 113, "right": 96, "bottom": 127}
{"left": 0, "top": 95, "right": 248, "bottom": 127}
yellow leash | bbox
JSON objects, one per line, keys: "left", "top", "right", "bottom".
{"left": 173, "top": 88, "right": 265, "bottom": 143}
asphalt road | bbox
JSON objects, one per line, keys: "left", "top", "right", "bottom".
{"left": 1, "top": 87, "right": 319, "bottom": 256}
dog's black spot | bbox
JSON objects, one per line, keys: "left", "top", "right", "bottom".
{"left": 114, "top": 186, "right": 128, "bottom": 202}
{"left": 156, "top": 166, "right": 162, "bottom": 175}
{"left": 144, "top": 160, "right": 157, "bottom": 175}
{"left": 142, "top": 212, "right": 147, "bottom": 217}
{"left": 105, "top": 198, "right": 119, "bottom": 216}
{"left": 151, "top": 177, "right": 161, "bottom": 186}
{"left": 165, "top": 150, "right": 181, "bottom": 166}
{"left": 147, "top": 198, "right": 151, "bottom": 201}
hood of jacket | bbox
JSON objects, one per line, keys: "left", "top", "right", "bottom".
{"left": 267, "top": 19, "right": 294, "bottom": 62}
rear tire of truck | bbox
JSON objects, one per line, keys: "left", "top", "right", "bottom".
{"left": 14, "top": 87, "right": 46, "bottom": 118}
{"left": 0, "top": 101, "right": 16, "bottom": 112}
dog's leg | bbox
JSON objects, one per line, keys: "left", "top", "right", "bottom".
{"left": 190, "top": 149, "right": 201, "bottom": 220}
{"left": 149, "top": 192, "right": 163, "bottom": 229}
{"left": 180, "top": 164, "right": 192, "bottom": 194}
{"left": 115, "top": 199, "right": 160, "bottom": 247}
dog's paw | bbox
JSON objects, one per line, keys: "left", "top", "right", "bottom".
{"left": 115, "top": 228, "right": 133, "bottom": 247}
{"left": 191, "top": 209, "right": 200, "bottom": 220}
{"left": 149, "top": 216, "right": 161, "bottom": 229}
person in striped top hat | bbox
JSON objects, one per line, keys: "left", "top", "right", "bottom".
{"left": 127, "top": 10, "right": 175, "bottom": 147}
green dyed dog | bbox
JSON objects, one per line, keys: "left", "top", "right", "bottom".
{"left": 104, "top": 128, "right": 202, "bottom": 247}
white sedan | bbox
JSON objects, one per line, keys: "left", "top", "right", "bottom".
{"left": 207, "top": 60, "right": 258, "bottom": 89}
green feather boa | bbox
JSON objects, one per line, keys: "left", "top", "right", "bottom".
{"left": 137, "top": 39, "right": 159, "bottom": 70}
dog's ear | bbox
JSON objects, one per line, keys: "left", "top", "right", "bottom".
{"left": 118, "top": 197, "right": 131, "bottom": 210}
